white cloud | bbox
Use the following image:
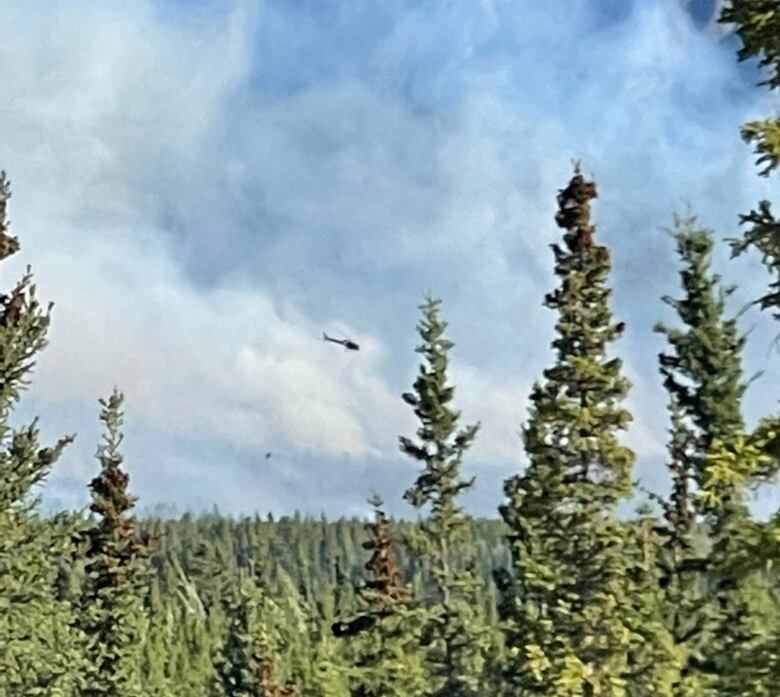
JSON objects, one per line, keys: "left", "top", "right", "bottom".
{"left": 0, "top": 0, "right": 778, "bottom": 516}
{"left": 26, "top": 233, "right": 403, "bottom": 461}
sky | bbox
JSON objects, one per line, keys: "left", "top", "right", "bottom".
{"left": 0, "top": 0, "right": 778, "bottom": 520}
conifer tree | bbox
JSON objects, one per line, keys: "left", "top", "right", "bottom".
{"left": 0, "top": 170, "right": 82, "bottom": 696}
{"left": 707, "top": 11, "right": 780, "bottom": 688}
{"left": 722, "top": 1, "right": 780, "bottom": 319}
{"left": 217, "top": 560, "right": 296, "bottom": 697}
{"left": 191, "top": 538, "right": 238, "bottom": 611}
{"left": 651, "top": 215, "right": 743, "bottom": 693}
{"left": 399, "top": 295, "right": 490, "bottom": 697}
{"left": 655, "top": 213, "right": 749, "bottom": 481}
{"left": 264, "top": 569, "right": 340, "bottom": 697}
{"left": 332, "top": 495, "right": 427, "bottom": 697}
{"left": 78, "top": 389, "right": 153, "bottom": 697}
{"left": 621, "top": 501, "right": 679, "bottom": 696}
{"left": 140, "top": 578, "right": 171, "bottom": 695}
{"left": 718, "top": 0, "right": 780, "bottom": 504}
{"left": 645, "top": 398, "right": 708, "bottom": 697}
{"left": 258, "top": 632, "right": 297, "bottom": 697}
{"left": 654, "top": 213, "right": 778, "bottom": 693}
{"left": 188, "top": 536, "right": 232, "bottom": 690}
{"left": 164, "top": 557, "right": 219, "bottom": 696}
{"left": 695, "top": 434, "right": 778, "bottom": 695}
{"left": 169, "top": 601, "right": 216, "bottom": 697}
{"left": 498, "top": 165, "right": 651, "bottom": 696}
{"left": 218, "top": 570, "right": 264, "bottom": 696}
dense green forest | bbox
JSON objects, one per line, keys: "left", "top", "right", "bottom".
{"left": 6, "top": 3, "right": 780, "bottom": 695}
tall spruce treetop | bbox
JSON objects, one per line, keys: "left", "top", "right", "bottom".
{"left": 0, "top": 171, "right": 81, "bottom": 695}
{"left": 655, "top": 213, "right": 748, "bottom": 499}
{"left": 84, "top": 390, "right": 151, "bottom": 583}
{"left": 0, "top": 172, "right": 72, "bottom": 508}
{"left": 649, "top": 214, "right": 753, "bottom": 695}
{"left": 400, "top": 295, "right": 489, "bottom": 697}
{"left": 79, "top": 389, "right": 153, "bottom": 697}
{"left": 400, "top": 295, "right": 479, "bottom": 533}
{"left": 653, "top": 215, "right": 779, "bottom": 695}
{"left": 332, "top": 495, "right": 427, "bottom": 697}
{"left": 499, "top": 165, "right": 638, "bottom": 696}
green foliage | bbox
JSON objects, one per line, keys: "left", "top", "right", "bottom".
{"left": 730, "top": 200, "right": 780, "bottom": 319}
{"left": 719, "top": 12, "right": 780, "bottom": 690}
{"left": 723, "top": 2, "right": 780, "bottom": 317}
{"left": 400, "top": 295, "right": 491, "bottom": 697}
{"left": 645, "top": 397, "right": 710, "bottom": 697}
{"left": 741, "top": 119, "right": 780, "bottom": 177}
{"left": 0, "top": 171, "right": 81, "bottom": 696}
{"left": 655, "top": 214, "right": 748, "bottom": 471}
{"left": 0, "top": 510, "right": 84, "bottom": 697}
{"left": 721, "top": 1, "right": 780, "bottom": 94}
{"left": 217, "top": 565, "right": 292, "bottom": 697}
{"left": 157, "top": 558, "right": 219, "bottom": 696}
{"left": 693, "top": 437, "right": 778, "bottom": 695}
{"left": 721, "top": 2, "right": 780, "bottom": 179}
{"left": 653, "top": 211, "right": 779, "bottom": 694}
{"left": 78, "top": 389, "right": 153, "bottom": 697}
{"left": 620, "top": 506, "right": 679, "bottom": 696}
{"left": 499, "top": 165, "right": 644, "bottom": 696}
{"left": 333, "top": 496, "right": 428, "bottom": 697}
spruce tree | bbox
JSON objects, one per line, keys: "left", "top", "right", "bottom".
{"left": 166, "top": 557, "right": 219, "bottom": 696}
{"left": 498, "top": 165, "right": 651, "bottom": 696}
{"left": 645, "top": 398, "right": 708, "bottom": 697}
{"left": 0, "top": 170, "right": 81, "bottom": 696}
{"left": 399, "top": 295, "right": 490, "bottom": 697}
{"left": 219, "top": 570, "right": 262, "bottom": 697}
{"left": 217, "top": 558, "right": 296, "bottom": 697}
{"left": 620, "top": 501, "right": 679, "bottom": 696}
{"left": 722, "top": 1, "right": 780, "bottom": 319}
{"left": 265, "top": 569, "right": 340, "bottom": 697}
{"left": 696, "top": 434, "right": 778, "bottom": 695}
{"left": 652, "top": 214, "right": 746, "bottom": 689}
{"left": 708, "top": 9, "right": 780, "bottom": 688}
{"left": 140, "top": 577, "right": 174, "bottom": 696}
{"left": 655, "top": 212, "right": 777, "bottom": 693}
{"left": 718, "top": 0, "right": 780, "bottom": 500}
{"left": 332, "top": 495, "right": 427, "bottom": 697}
{"left": 655, "top": 213, "right": 748, "bottom": 480}
{"left": 78, "top": 389, "right": 153, "bottom": 697}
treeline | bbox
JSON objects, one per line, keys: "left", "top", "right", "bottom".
{"left": 5, "top": 2, "right": 780, "bottom": 695}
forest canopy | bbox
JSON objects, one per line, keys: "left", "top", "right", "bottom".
{"left": 3, "top": 1, "right": 780, "bottom": 695}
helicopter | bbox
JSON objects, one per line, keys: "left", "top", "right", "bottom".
{"left": 323, "top": 332, "right": 360, "bottom": 351}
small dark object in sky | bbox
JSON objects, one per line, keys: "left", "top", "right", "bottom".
{"left": 615, "top": 321, "right": 626, "bottom": 334}
{"left": 323, "top": 332, "right": 359, "bottom": 351}
{"left": 265, "top": 452, "right": 272, "bottom": 459}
